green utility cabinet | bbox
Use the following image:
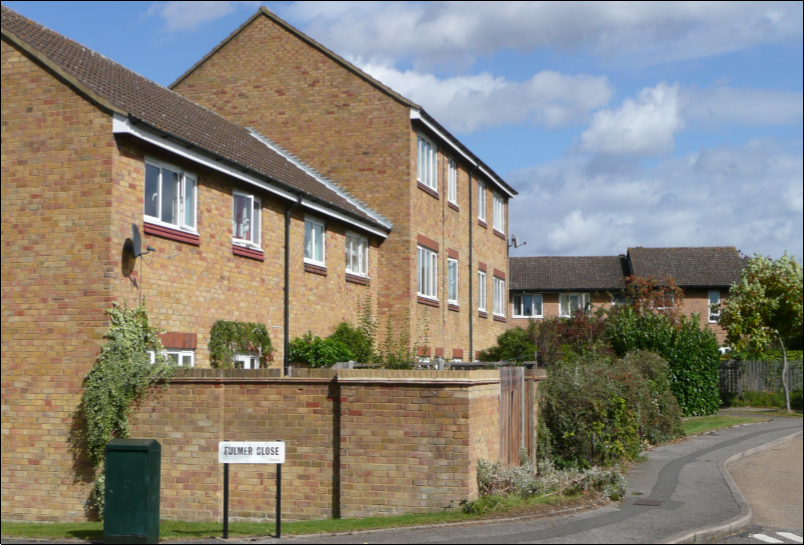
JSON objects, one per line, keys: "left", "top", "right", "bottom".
{"left": 104, "top": 439, "right": 161, "bottom": 544}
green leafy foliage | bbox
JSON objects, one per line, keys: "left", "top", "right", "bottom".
{"left": 478, "top": 327, "right": 535, "bottom": 362}
{"left": 208, "top": 321, "right": 274, "bottom": 369}
{"left": 606, "top": 308, "right": 721, "bottom": 416}
{"left": 540, "top": 352, "right": 684, "bottom": 469}
{"left": 289, "top": 332, "right": 354, "bottom": 368}
{"left": 329, "top": 322, "right": 375, "bottom": 364}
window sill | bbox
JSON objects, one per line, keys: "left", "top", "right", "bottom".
{"left": 478, "top": 311, "right": 488, "bottom": 319}
{"left": 304, "top": 263, "right": 328, "bottom": 276}
{"left": 346, "top": 273, "right": 370, "bottom": 286}
{"left": 143, "top": 222, "right": 200, "bottom": 246}
{"left": 418, "top": 296, "right": 440, "bottom": 308}
{"left": 448, "top": 201, "right": 460, "bottom": 212}
{"left": 478, "top": 219, "right": 488, "bottom": 229}
{"left": 493, "top": 229, "right": 506, "bottom": 241}
{"left": 417, "top": 182, "right": 440, "bottom": 200}
{"left": 513, "top": 316, "right": 543, "bottom": 320}
{"left": 448, "top": 304, "right": 460, "bottom": 313}
{"left": 233, "top": 245, "right": 265, "bottom": 261}
{"left": 494, "top": 315, "right": 507, "bottom": 323}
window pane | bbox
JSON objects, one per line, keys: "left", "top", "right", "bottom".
{"left": 144, "top": 164, "right": 160, "bottom": 218}
{"left": 184, "top": 177, "right": 196, "bottom": 229}
{"left": 351, "top": 238, "right": 359, "bottom": 272}
{"left": 363, "top": 240, "right": 369, "bottom": 275}
{"left": 167, "top": 353, "right": 179, "bottom": 365}
{"left": 233, "top": 194, "right": 251, "bottom": 241}
{"left": 534, "top": 295, "right": 543, "bottom": 316}
{"left": 161, "top": 168, "right": 180, "bottom": 225}
{"left": 181, "top": 354, "right": 192, "bottom": 367}
{"left": 523, "top": 295, "right": 532, "bottom": 316}
{"left": 252, "top": 199, "right": 260, "bottom": 245}
{"left": 417, "top": 138, "right": 423, "bottom": 181}
{"left": 305, "top": 221, "right": 313, "bottom": 259}
{"left": 709, "top": 291, "right": 720, "bottom": 305}
{"left": 315, "top": 223, "right": 324, "bottom": 262}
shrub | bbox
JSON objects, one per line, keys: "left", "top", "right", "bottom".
{"left": 208, "top": 320, "right": 274, "bottom": 369}
{"left": 540, "top": 353, "right": 684, "bottom": 469}
{"left": 289, "top": 332, "right": 354, "bottom": 368}
{"left": 479, "top": 327, "right": 535, "bottom": 362}
{"left": 606, "top": 307, "right": 721, "bottom": 416}
{"left": 329, "top": 321, "right": 375, "bottom": 363}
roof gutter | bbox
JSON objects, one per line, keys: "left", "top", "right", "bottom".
{"left": 112, "top": 114, "right": 390, "bottom": 239}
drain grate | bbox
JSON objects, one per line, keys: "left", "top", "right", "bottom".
{"left": 633, "top": 499, "right": 664, "bottom": 507}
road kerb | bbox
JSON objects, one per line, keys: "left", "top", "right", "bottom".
{"left": 663, "top": 430, "right": 804, "bottom": 544}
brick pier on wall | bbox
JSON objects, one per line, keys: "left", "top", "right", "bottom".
{"left": 127, "top": 368, "right": 546, "bottom": 522}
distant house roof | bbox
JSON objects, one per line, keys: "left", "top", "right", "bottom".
{"left": 627, "top": 247, "right": 745, "bottom": 288}
{"left": 168, "top": 6, "right": 517, "bottom": 199}
{"left": 1, "top": 6, "right": 391, "bottom": 233}
{"left": 510, "top": 256, "right": 630, "bottom": 292}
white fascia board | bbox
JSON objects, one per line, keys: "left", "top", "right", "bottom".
{"left": 112, "top": 114, "right": 388, "bottom": 239}
{"left": 410, "top": 109, "right": 516, "bottom": 199}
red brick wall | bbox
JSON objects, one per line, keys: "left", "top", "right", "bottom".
{"left": 2, "top": 40, "right": 118, "bottom": 521}
{"left": 680, "top": 289, "right": 730, "bottom": 345}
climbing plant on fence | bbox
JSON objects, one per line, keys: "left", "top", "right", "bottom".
{"left": 208, "top": 320, "right": 273, "bottom": 369}
{"left": 80, "top": 302, "right": 178, "bottom": 518}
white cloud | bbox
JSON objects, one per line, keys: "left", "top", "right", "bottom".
{"left": 144, "top": 1, "right": 258, "bottom": 32}
{"left": 681, "top": 87, "right": 804, "bottom": 128}
{"left": 357, "top": 63, "right": 613, "bottom": 134}
{"left": 284, "top": 1, "right": 803, "bottom": 68}
{"left": 508, "top": 138, "right": 803, "bottom": 260}
{"left": 580, "top": 83, "right": 684, "bottom": 156}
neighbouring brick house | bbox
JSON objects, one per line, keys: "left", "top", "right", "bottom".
{"left": 1, "top": 6, "right": 517, "bottom": 522}
{"left": 510, "top": 247, "right": 746, "bottom": 343}
{"left": 170, "top": 7, "right": 517, "bottom": 362}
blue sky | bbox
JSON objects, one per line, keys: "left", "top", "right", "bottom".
{"left": 5, "top": 1, "right": 803, "bottom": 260}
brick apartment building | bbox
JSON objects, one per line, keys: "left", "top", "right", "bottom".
{"left": 509, "top": 247, "right": 746, "bottom": 344}
{"left": 1, "top": 6, "right": 515, "bottom": 521}
{"left": 170, "top": 7, "right": 517, "bottom": 361}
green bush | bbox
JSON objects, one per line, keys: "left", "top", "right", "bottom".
{"left": 478, "top": 327, "right": 535, "bottom": 362}
{"left": 606, "top": 308, "right": 721, "bottom": 416}
{"left": 752, "top": 350, "right": 804, "bottom": 362}
{"left": 328, "top": 322, "right": 375, "bottom": 363}
{"left": 721, "top": 390, "right": 804, "bottom": 411}
{"left": 540, "top": 353, "right": 684, "bottom": 469}
{"left": 208, "top": 321, "right": 273, "bottom": 369}
{"left": 289, "top": 332, "right": 354, "bottom": 368}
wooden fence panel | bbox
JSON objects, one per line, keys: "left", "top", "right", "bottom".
{"left": 499, "top": 367, "right": 524, "bottom": 467}
{"left": 719, "top": 360, "right": 804, "bottom": 394}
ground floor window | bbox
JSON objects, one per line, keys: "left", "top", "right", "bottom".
{"left": 513, "top": 294, "right": 543, "bottom": 318}
{"left": 559, "top": 293, "right": 590, "bottom": 318}
{"left": 149, "top": 350, "right": 194, "bottom": 367}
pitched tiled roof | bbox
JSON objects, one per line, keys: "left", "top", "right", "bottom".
{"left": 510, "top": 257, "right": 629, "bottom": 292}
{"left": 1, "top": 6, "right": 390, "bottom": 231}
{"left": 627, "top": 247, "right": 744, "bottom": 288}
{"left": 169, "top": 6, "right": 517, "bottom": 198}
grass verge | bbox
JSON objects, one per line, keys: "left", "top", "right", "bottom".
{"left": 0, "top": 492, "right": 595, "bottom": 542}
{"left": 682, "top": 415, "right": 770, "bottom": 436}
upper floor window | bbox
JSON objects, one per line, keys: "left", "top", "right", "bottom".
{"left": 417, "top": 246, "right": 438, "bottom": 300}
{"left": 709, "top": 291, "right": 721, "bottom": 323}
{"left": 478, "top": 270, "right": 487, "bottom": 312}
{"left": 560, "top": 293, "right": 591, "bottom": 318}
{"left": 493, "top": 194, "right": 505, "bottom": 233}
{"left": 494, "top": 277, "right": 506, "bottom": 317}
{"left": 149, "top": 349, "right": 194, "bottom": 367}
{"left": 447, "top": 258, "right": 458, "bottom": 304}
{"left": 513, "top": 294, "right": 543, "bottom": 318}
{"left": 478, "top": 180, "right": 487, "bottom": 222}
{"left": 232, "top": 190, "right": 261, "bottom": 248}
{"left": 447, "top": 158, "right": 458, "bottom": 205}
{"left": 304, "top": 217, "right": 326, "bottom": 266}
{"left": 144, "top": 159, "right": 197, "bottom": 231}
{"left": 346, "top": 232, "right": 369, "bottom": 277}
{"left": 417, "top": 134, "right": 437, "bottom": 191}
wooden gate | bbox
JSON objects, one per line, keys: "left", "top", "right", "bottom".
{"left": 499, "top": 367, "right": 524, "bottom": 467}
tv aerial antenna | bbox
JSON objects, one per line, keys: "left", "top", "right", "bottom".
{"left": 122, "top": 224, "right": 155, "bottom": 305}
{"left": 509, "top": 232, "right": 527, "bottom": 249}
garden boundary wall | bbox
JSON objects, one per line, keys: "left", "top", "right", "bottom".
{"left": 125, "top": 368, "right": 546, "bottom": 523}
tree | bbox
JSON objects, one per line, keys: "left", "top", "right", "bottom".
{"left": 720, "top": 253, "right": 804, "bottom": 412}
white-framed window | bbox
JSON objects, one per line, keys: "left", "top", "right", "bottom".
{"left": 233, "top": 352, "right": 261, "bottom": 370}
{"left": 493, "top": 193, "right": 505, "bottom": 233}
{"left": 513, "top": 294, "right": 543, "bottom": 318}
{"left": 304, "top": 216, "right": 326, "bottom": 266}
{"left": 447, "top": 258, "right": 458, "bottom": 304}
{"left": 653, "top": 293, "right": 676, "bottom": 311}
{"left": 709, "top": 291, "right": 721, "bottom": 323}
{"left": 417, "top": 246, "right": 438, "bottom": 300}
{"left": 494, "top": 277, "right": 506, "bottom": 317}
{"left": 478, "top": 270, "right": 487, "bottom": 312}
{"left": 559, "top": 293, "right": 591, "bottom": 318}
{"left": 346, "top": 232, "right": 369, "bottom": 277}
{"left": 417, "top": 134, "right": 438, "bottom": 191}
{"left": 447, "top": 158, "right": 458, "bottom": 205}
{"left": 144, "top": 158, "right": 197, "bottom": 231}
{"left": 478, "top": 180, "right": 487, "bottom": 222}
{"left": 149, "top": 349, "right": 194, "bottom": 367}
{"left": 612, "top": 294, "right": 629, "bottom": 306}
{"left": 232, "top": 190, "right": 261, "bottom": 248}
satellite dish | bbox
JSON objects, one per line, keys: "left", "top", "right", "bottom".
{"left": 131, "top": 223, "right": 144, "bottom": 257}
{"left": 513, "top": 233, "right": 520, "bottom": 248}
{"left": 121, "top": 238, "right": 136, "bottom": 277}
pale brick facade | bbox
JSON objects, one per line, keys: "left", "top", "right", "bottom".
{"left": 171, "top": 7, "right": 516, "bottom": 361}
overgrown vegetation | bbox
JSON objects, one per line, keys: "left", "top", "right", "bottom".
{"left": 289, "top": 331, "right": 354, "bottom": 368}
{"left": 208, "top": 320, "right": 273, "bottom": 369}
{"left": 721, "top": 390, "right": 804, "bottom": 411}
{"left": 80, "top": 303, "right": 178, "bottom": 519}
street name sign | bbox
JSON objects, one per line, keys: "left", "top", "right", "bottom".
{"left": 218, "top": 441, "right": 285, "bottom": 464}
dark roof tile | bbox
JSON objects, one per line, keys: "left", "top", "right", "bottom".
{"left": 510, "top": 256, "right": 629, "bottom": 292}
{"left": 627, "top": 247, "right": 744, "bottom": 287}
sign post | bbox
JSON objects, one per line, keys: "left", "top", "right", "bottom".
{"left": 219, "top": 441, "right": 285, "bottom": 539}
